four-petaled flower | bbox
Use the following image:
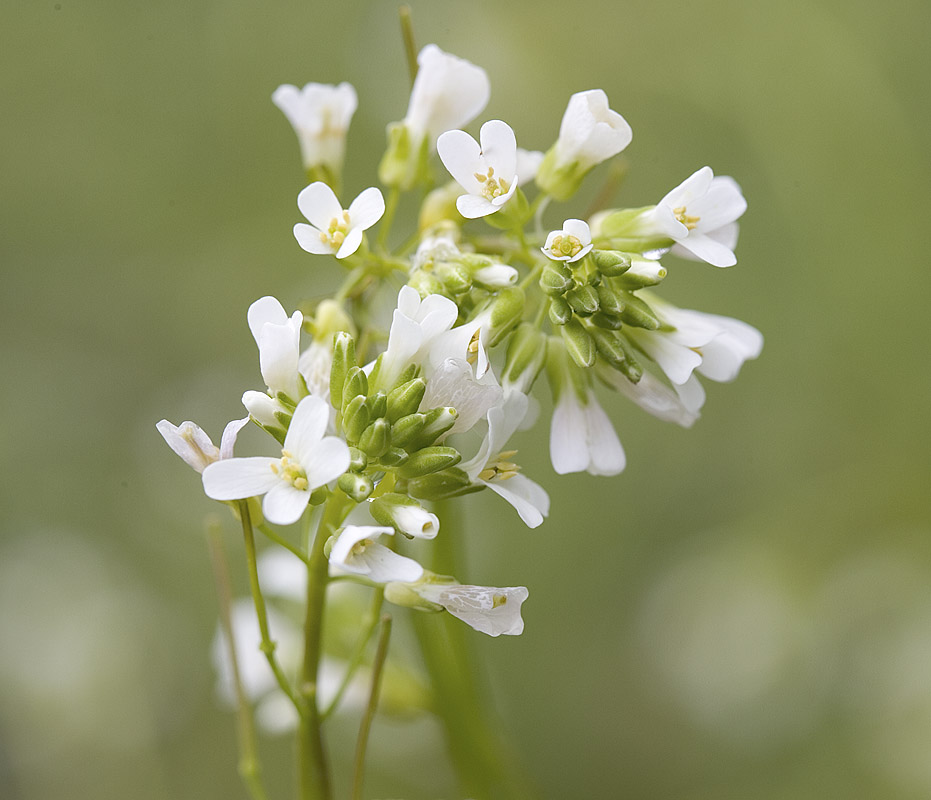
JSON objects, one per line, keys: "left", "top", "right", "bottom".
{"left": 438, "top": 120, "right": 519, "bottom": 219}
{"left": 293, "top": 182, "right": 385, "bottom": 259}
{"left": 247, "top": 296, "right": 304, "bottom": 400}
{"left": 202, "top": 395, "right": 350, "bottom": 525}
{"left": 551, "top": 89, "right": 632, "bottom": 172}
{"left": 157, "top": 416, "right": 249, "bottom": 473}
{"left": 329, "top": 525, "right": 424, "bottom": 584}
{"left": 413, "top": 583, "right": 529, "bottom": 637}
{"left": 272, "top": 82, "right": 358, "bottom": 173}
{"left": 542, "top": 219, "right": 593, "bottom": 263}
{"left": 649, "top": 166, "right": 747, "bottom": 267}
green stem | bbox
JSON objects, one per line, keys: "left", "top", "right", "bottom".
{"left": 207, "top": 520, "right": 270, "bottom": 800}
{"left": 297, "top": 492, "right": 354, "bottom": 800}
{"left": 376, "top": 186, "right": 401, "bottom": 252}
{"left": 257, "top": 521, "right": 309, "bottom": 563}
{"left": 321, "top": 588, "right": 384, "bottom": 720}
{"left": 350, "top": 614, "right": 392, "bottom": 800}
{"left": 399, "top": 5, "right": 418, "bottom": 85}
{"left": 411, "top": 502, "right": 535, "bottom": 800}
{"left": 239, "top": 501, "right": 302, "bottom": 712}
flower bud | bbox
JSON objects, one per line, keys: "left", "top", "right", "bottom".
{"left": 398, "top": 446, "right": 462, "bottom": 479}
{"left": 549, "top": 296, "right": 573, "bottom": 326}
{"left": 370, "top": 493, "right": 439, "bottom": 539}
{"left": 487, "top": 286, "right": 525, "bottom": 346}
{"left": 385, "top": 580, "right": 444, "bottom": 611}
{"left": 418, "top": 183, "right": 462, "bottom": 231}
{"left": 565, "top": 285, "right": 600, "bottom": 316}
{"left": 242, "top": 390, "right": 288, "bottom": 443}
{"left": 589, "top": 327, "right": 642, "bottom": 381}
{"left": 435, "top": 262, "right": 472, "bottom": 295}
{"left": 408, "top": 269, "right": 445, "bottom": 298}
{"left": 596, "top": 284, "right": 626, "bottom": 316}
{"left": 406, "top": 467, "right": 481, "bottom": 501}
{"left": 342, "top": 395, "right": 370, "bottom": 443}
{"left": 560, "top": 318, "right": 596, "bottom": 368}
{"left": 329, "top": 331, "right": 356, "bottom": 409}
{"left": 616, "top": 258, "right": 667, "bottom": 289}
{"left": 591, "top": 249, "right": 632, "bottom": 276}
{"left": 539, "top": 263, "right": 574, "bottom": 295}
{"left": 366, "top": 391, "right": 387, "bottom": 420}
{"left": 390, "top": 413, "right": 427, "bottom": 448}
{"left": 591, "top": 311, "right": 624, "bottom": 330}
{"left": 337, "top": 472, "right": 373, "bottom": 502}
{"left": 358, "top": 418, "right": 391, "bottom": 458}
{"left": 617, "top": 291, "right": 661, "bottom": 330}
{"left": 378, "top": 447, "right": 409, "bottom": 467}
{"left": 347, "top": 446, "right": 368, "bottom": 472}
{"left": 408, "top": 407, "right": 458, "bottom": 449}
{"left": 341, "top": 366, "right": 368, "bottom": 414}
{"left": 472, "top": 263, "right": 518, "bottom": 288}
{"left": 385, "top": 378, "right": 426, "bottom": 423}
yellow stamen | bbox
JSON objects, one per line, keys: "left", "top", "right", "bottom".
{"left": 673, "top": 205, "right": 700, "bottom": 230}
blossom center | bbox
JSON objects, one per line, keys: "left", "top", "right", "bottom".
{"left": 672, "top": 206, "right": 700, "bottom": 231}
{"left": 473, "top": 166, "right": 511, "bottom": 201}
{"left": 350, "top": 539, "right": 373, "bottom": 557}
{"left": 466, "top": 329, "right": 482, "bottom": 366}
{"left": 478, "top": 450, "right": 520, "bottom": 482}
{"left": 550, "top": 234, "right": 583, "bottom": 259}
{"left": 492, "top": 593, "right": 507, "bottom": 608}
{"left": 270, "top": 449, "right": 309, "bottom": 491}
{"left": 319, "top": 210, "right": 352, "bottom": 248}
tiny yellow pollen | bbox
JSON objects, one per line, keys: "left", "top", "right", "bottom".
{"left": 474, "top": 171, "right": 487, "bottom": 183}
{"left": 342, "top": 210, "right": 351, "bottom": 225}
{"left": 673, "top": 206, "right": 700, "bottom": 230}
{"left": 270, "top": 463, "right": 279, "bottom": 474}
{"left": 492, "top": 594, "right": 507, "bottom": 608}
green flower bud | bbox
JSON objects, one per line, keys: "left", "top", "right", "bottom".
{"left": 330, "top": 331, "right": 356, "bottom": 409}
{"left": 407, "top": 467, "right": 482, "bottom": 501}
{"left": 347, "top": 446, "right": 368, "bottom": 472}
{"left": 549, "top": 295, "right": 573, "bottom": 326}
{"left": 617, "top": 291, "right": 661, "bottom": 330}
{"left": 596, "top": 283, "right": 626, "bottom": 316}
{"left": 408, "top": 269, "right": 445, "bottom": 298}
{"left": 435, "top": 262, "right": 472, "bottom": 295}
{"left": 309, "top": 486, "right": 328, "bottom": 506}
{"left": 310, "top": 300, "right": 353, "bottom": 341}
{"left": 358, "top": 418, "right": 391, "bottom": 458}
{"left": 487, "top": 286, "right": 525, "bottom": 346}
{"left": 418, "top": 183, "right": 460, "bottom": 231}
{"left": 591, "top": 249, "right": 632, "bottom": 276}
{"left": 337, "top": 472, "right": 374, "bottom": 502}
{"left": 370, "top": 493, "right": 438, "bottom": 538}
{"left": 503, "top": 322, "right": 547, "bottom": 392}
{"left": 378, "top": 447, "right": 409, "bottom": 467}
{"left": 341, "top": 366, "right": 368, "bottom": 414}
{"left": 539, "top": 263, "right": 573, "bottom": 295}
{"left": 589, "top": 327, "right": 642, "bottom": 382}
{"left": 566, "top": 285, "right": 600, "bottom": 316}
{"left": 560, "top": 318, "right": 596, "bottom": 368}
{"left": 408, "top": 407, "right": 458, "bottom": 450}
{"left": 366, "top": 391, "right": 387, "bottom": 420}
{"left": 378, "top": 121, "right": 429, "bottom": 191}
{"left": 342, "top": 395, "right": 370, "bottom": 443}
{"left": 397, "top": 446, "right": 462, "bottom": 479}
{"left": 390, "top": 413, "right": 427, "bottom": 448}
{"left": 591, "top": 311, "right": 624, "bottom": 330}
{"left": 386, "top": 378, "right": 426, "bottom": 423}
{"left": 616, "top": 259, "right": 667, "bottom": 289}
{"left": 457, "top": 253, "right": 495, "bottom": 271}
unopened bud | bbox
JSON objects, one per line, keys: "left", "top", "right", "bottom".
{"left": 366, "top": 391, "right": 387, "bottom": 420}
{"left": 391, "top": 413, "right": 427, "bottom": 448}
{"left": 409, "top": 407, "right": 458, "bottom": 449}
{"left": 487, "top": 286, "right": 525, "bottom": 346}
{"left": 591, "top": 311, "right": 624, "bottom": 330}
{"left": 418, "top": 182, "right": 460, "bottom": 231}
{"left": 565, "top": 285, "right": 600, "bottom": 316}
{"left": 329, "top": 332, "right": 356, "bottom": 409}
{"left": 616, "top": 258, "right": 667, "bottom": 288}
{"left": 539, "top": 263, "right": 573, "bottom": 295}
{"left": 347, "top": 446, "right": 368, "bottom": 472}
{"left": 561, "top": 318, "right": 596, "bottom": 368}
{"left": 435, "top": 262, "right": 472, "bottom": 295}
{"left": 407, "top": 467, "right": 482, "bottom": 501}
{"left": 472, "top": 263, "right": 518, "bottom": 288}
{"left": 398, "top": 446, "right": 462, "bottom": 479}
{"left": 378, "top": 447, "right": 409, "bottom": 467}
{"left": 358, "top": 418, "right": 391, "bottom": 458}
{"left": 549, "top": 296, "right": 573, "bottom": 326}
{"left": 617, "top": 291, "right": 661, "bottom": 330}
{"left": 590, "top": 327, "right": 641, "bottom": 380}
{"left": 312, "top": 300, "right": 353, "bottom": 341}
{"left": 592, "top": 249, "right": 632, "bottom": 276}
{"left": 342, "top": 395, "right": 370, "bottom": 443}
{"left": 386, "top": 378, "right": 426, "bottom": 423}
{"left": 596, "top": 284, "right": 626, "bottom": 316}
{"left": 408, "top": 269, "right": 445, "bottom": 298}
{"left": 341, "top": 366, "right": 368, "bottom": 414}
{"left": 370, "top": 493, "right": 439, "bottom": 539}
{"left": 337, "top": 472, "right": 374, "bottom": 502}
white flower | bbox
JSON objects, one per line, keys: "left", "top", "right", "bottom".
{"left": 596, "top": 365, "right": 700, "bottom": 428}
{"left": 248, "top": 296, "right": 303, "bottom": 399}
{"left": 329, "top": 525, "right": 424, "bottom": 584}
{"left": 542, "top": 219, "right": 593, "bottom": 263}
{"left": 550, "top": 382, "right": 626, "bottom": 476}
{"left": 203, "top": 396, "right": 350, "bottom": 525}
{"left": 414, "top": 583, "right": 529, "bottom": 637}
{"left": 438, "top": 120, "right": 519, "bottom": 219}
{"left": 626, "top": 297, "right": 763, "bottom": 390}
{"left": 551, "top": 89, "right": 632, "bottom": 172}
{"left": 293, "top": 182, "right": 385, "bottom": 259}
{"left": 404, "top": 44, "right": 490, "bottom": 148}
{"left": 156, "top": 416, "right": 250, "bottom": 473}
{"left": 460, "top": 392, "right": 549, "bottom": 528}
{"left": 242, "top": 390, "right": 287, "bottom": 430}
{"left": 516, "top": 147, "right": 544, "bottom": 184}
{"left": 375, "top": 286, "right": 459, "bottom": 389}
{"left": 298, "top": 340, "right": 333, "bottom": 401}
{"left": 271, "top": 82, "right": 357, "bottom": 173}
{"left": 649, "top": 166, "right": 747, "bottom": 267}
{"left": 472, "top": 262, "right": 518, "bottom": 287}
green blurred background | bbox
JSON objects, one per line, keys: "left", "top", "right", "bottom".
{"left": 2, "top": 0, "right": 930, "bottom": 797}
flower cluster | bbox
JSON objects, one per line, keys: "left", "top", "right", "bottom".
{"left": 158, "top": 38, "right": 761, "bottom": 761}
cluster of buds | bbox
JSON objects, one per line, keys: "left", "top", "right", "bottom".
{"left": 158, "top": 39, "right": 762, "bottom": 744}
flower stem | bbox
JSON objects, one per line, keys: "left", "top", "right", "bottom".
{"left": 239, "top": 500, "right": 302, "bottom": 713}
{"left": 398, "top": 5, "right": 418, "bottom": 85}
{"left": 257, "top": 521, "right": 309, "bottom": 563}
{"left": 207, "top": 519, "right": 270, "bottom": 800}
{"left": 350, "top": 614, "right": 392, "bottom": 800}
{"left": 297, "top": 492, "right": 354, "bottom": 800}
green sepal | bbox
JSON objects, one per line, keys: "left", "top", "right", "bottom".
{"left": 358, "top": 418, "right": 391, "bottom": 458}
{"left": 617, "top": 291, "right": 661, "bottom": 330}
{"left": 378, "top": 447, "right": 409, "bottom": 468}
{"left": 342, "top": 395, "right": 370, "bottom": 443}
{"left": 591, "top": 249, "right": 632, "bottom": 277}
{"left": 591, "top": 311, "right": 624, "bottom": 330}
{"left": 347, "top": 446, "right": 368, "bottom": 472}
{"left": 386, "top": 378, "right": 426, "bottom": 423}
{"left": 561, "top": 318, "right": 596, "bottom": 368}
{"left": 565, "top": 285, "right": 600, "bottom": 317}
{"left": 408, "top": 269, "right": 446, "bottom": 298}
{"left": 539, "top": 263, "right": 574, "bottom": 295}
{"left": 549, "top": 295, "right": 573, "bottom": 326}
{"left": 337, "top": 472, "right": 374, "bottom": 502}
{"left": 435, "top": 262, "right": 472, "bottom": 295}
{"left": 390, "top": 412, "right": 427, "bottom": 448}
{"left": 330, "top": 331, "right": 356, "bottom": 409}
{"left": 341, "top": 366, "right": 369, "bottom": 415}
{"left": 487, "top": 286, "right": 525, "bottom": 346}
{"left": 367, "top": 391, "right": 387, "bottom": 420}
{"left": 589, "top": 326, "right": 643, "bottom": 381}
{"left": 596, "top": 283, "right": 626, "bottom": 316}
{"left": 407, "top": 407, "right": 457, "bottom": 450}
{"left": 308, "top": 486, "right": 328, "bottom": 506}
{"left": 483, "top": 187, "right": 531, "bottom": 230}
{"left": 378, "top": 122, "right": 430, "bottom": 191}
{"left": 503, "top": 322, "right": 547, "bottom": 390}
{"left": 407, "top": 467, "right": 482, "bottom": 501}
{"left": 535, "top": 147, "right": 590, "bottom": 201}
{"left": 397, "top": 446, "right": 462, "bottom": 479}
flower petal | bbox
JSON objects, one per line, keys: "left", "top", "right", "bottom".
{"left": 297, "top": 182, "right": 343, "bottom": 230}
{"left": 583, "top": 395, "right": 626, "bottom": 476}
{"left": 335, "top": 226, "right": 364, "bottom": 259}
{"left": 437, "top": 129, "right": 484, "bottom": 193}
{"left": 675, "top": 232, "right": 737, "bottom": 267}
{"left": 479, "top": 120, "right": 517, "bottom": 183}
{"left": 485, "top": 473, "right": 549, "bottom": 529}
{"left": 263, "top": 482, "right": 311, "bottom": 525}
{"left": 203, "top": 457, "right": 279, "bottom": 500}
{"left": 294, "top": 223, "right": 335, "bottom": 255}
{"left": 550, "top": 392, "right": 590, "bottom": 475}
{"left": 219, "top": 416, "right": 251, "bottom": 460}
{"left": 300, "top": 435, "right": 351, "bottom": 488}
{"left": 247, "top": 296, "right": 288, "bottom": 344}
{"left": 660, "top": 166, "right": 714, "bottom": 210}
{"left": 347, "top": 187, "right": 385, "bottom": 231}
{"left": 283, "top": 396, "right": 329, "bottom": 458}
{"left": 456, "top": 193, "right": 497, "bottom": 219}
{"left": 359, "top": 544, "right": 424, "bottom": 584}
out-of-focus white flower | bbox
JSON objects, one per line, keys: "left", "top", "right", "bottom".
{"left": 516, "top": 147, "right": 544, "bottom": 184}
{"left": 537, "top": 89, "right": 632, "bottom": 199}
{"left": 156, "top": 417, "right": 250, "bottom": 473}
{"left": 415, "top": 583, "right": 529, "bottom": 637}
{"left": 542, "top": 219, "right": 593, "bottom": 263}
{"left": 329, "top": 525, "right": 424, "bottom": 584}
{"left": 203, "top": 396, "right": 349, "bottom": 525}
{"left": 271, "top": 82, "right": 357, "bottom": 174}
{"left": 293, "top": 182, "right": 385, "bottom": 259}
{"left": 248, "top": 296, "right": 304, "bottom": 400}
{"left": 438, "top": 120, "right": 519, "bottom": 219}
{"left": 646, "top": 167, "right": 747, "bottom": 267}
{"left": 596, "top": 365, "right": 700, "bottom": 428}
{"left": 404, "top": 44, "right": 490, "bottom": 149}
{"left": 460, "top": 392, "right": 549, "bottom": 528}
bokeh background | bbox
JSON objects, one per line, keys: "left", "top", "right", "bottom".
{"left": 2, "top": 0, "right": 930, "bottom": 797}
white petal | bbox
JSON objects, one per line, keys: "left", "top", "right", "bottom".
{"left": 437, "top": 129, "right": 484, "bottom": 193}
{"left": 219, "top": 416, "right": 251, "bottom": 460}
{"left": 696, "top": 317, "right": 763, "bottom": 382}
{"left": 660, "top": 166, "right": 714, "bottom": 210}
{"left": 247, "top": 296, "right": 288, "bottom": 344}
{"left": 515, "top": 148, "right": 544, "bottom": 184}
{"left": 258, "top": 315, "right": 301, "bottom": 397}
{"left": 157, "top": 419, "right": 219, "bottom": 473}
{"left": 392, "top": 505, "right": 440, "bottom": 539}
{"left": 550, "top": 392, "right": 590, "bottom": 475}
{"left": 203, "top": 457, "right": 279, "bottom": 500}
{"left": 598, "top": 367, "right": 699, "bottom": 428}
{"left": 347, "top": 187, "right": 385, "bottom": 231}
{"left": 583, "top": 395, "right": 626, "bottom": 476}
{"left": 562, "top": 218, "right": 592, "bottom": 246}
{"left": 633, "top": 330, "right": 704, "bottom": 385}
{"left": 693, "top": 176, "right": 747, "bottom": 231}
{"left": 359, "top": 544, "right": 424, "bottom": 584}
{"left": 418, "top": 584, "right": 528, "bottom": 637}
{"left": 674, "top": 374, "right": 707, "bottom": 414}
{"left": 283, "top": 396, "right": 329, "bottom": 458}
{"left": 479, "top": 120, "right": 517, "bottom": 183}
{"left": 263, "top": 482, "right": 311, "bottom": 526}
{"left": 330, "top": 525, "right": 393, "bottom": 565}
{"left": 456, "top": 194, "right": 497, "bottom": 219}
{"left": 271, "top": 84, "right": 302, "bottom": 124}
{"left": 485, "top": 473, "right": 549, "bottom": 529}
{"left": 675, "top": 232, "right": 737, "bottom": 267}
{"left": 473, "top": 264, "right": 518, "bottom": 287}
{"left": 299, "top": 435, "right": 351, "bottom": 488}
{"left": 294, "top": 223, "right": 335, "bottom": 255}
{"left": 297, "top": 182, "right": 343, "bottom": 231}
{"left": 335, "top": 226, "right": 364, "bottom": 259}
{"left": 242, "top": 391, "right": 286, "bottom": 428}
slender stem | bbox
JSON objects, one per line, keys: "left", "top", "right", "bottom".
{"left": 376, "top": 186, "right": 401, "bottom": 252}
{"left": 239, "top": 500, "right": 302, "bottom": 712}
{"left": 533, "top": 194, "right": 552, "bottom": 240}
{"left": 350, "top": 614, "right": 392, "bottom": 800}
{"left": 297, "top": 492, "right": 354, "bottom": 800}
{"left": 257, "top": 521, "right": 308, "bottom": 563}
{"left": 322, "top": 588, "right": 384, "bottom": 720}
{"left": 207, "top": 520, "right": 270, "bottom": 800}
{"left": 399, "top": 5, "right": 418, "bottom": 85}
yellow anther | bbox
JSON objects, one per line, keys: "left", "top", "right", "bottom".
{"left": 475, "top": 167, "right": 511, "bottom": 201}
{"left": 492, "top": 594, "right": 507, "bottom": 608}
{"left": 351, "top": 539, "right": 372, "bottom": 557}
{"left": 479, "top": 450, "right": 522, "bottom": 482}
{"left": 319, "top": 210, "right": 351, "bottom": 249}
{"left": 273, "top": 449, "right": 309, "bottom": 490}
{"left": 466, "top": 329, "right": 482, "bottom": 366}
{"left": 673, "top": 206, "right": 700, "bottom": 230}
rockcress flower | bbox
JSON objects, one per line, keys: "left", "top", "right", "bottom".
{"left": 247, "top": 296, "right": 304, "bottom": 400}
{"left": 328, "top": 525, "right": 424, "bottom": 583}
{"left": 202, "top": 395, "right": 350, "bottom": 525}
{"left": 156, "top": 416, "right": 250, "bottom": 473}
{"left": 542, "top": 219, "right": 594, "bottom": 263}
{"left": 414, "top": 582, "right": 529, "bottom": 637}
{"left": 293, "top": 182, "right": 385, "bottom": 259}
